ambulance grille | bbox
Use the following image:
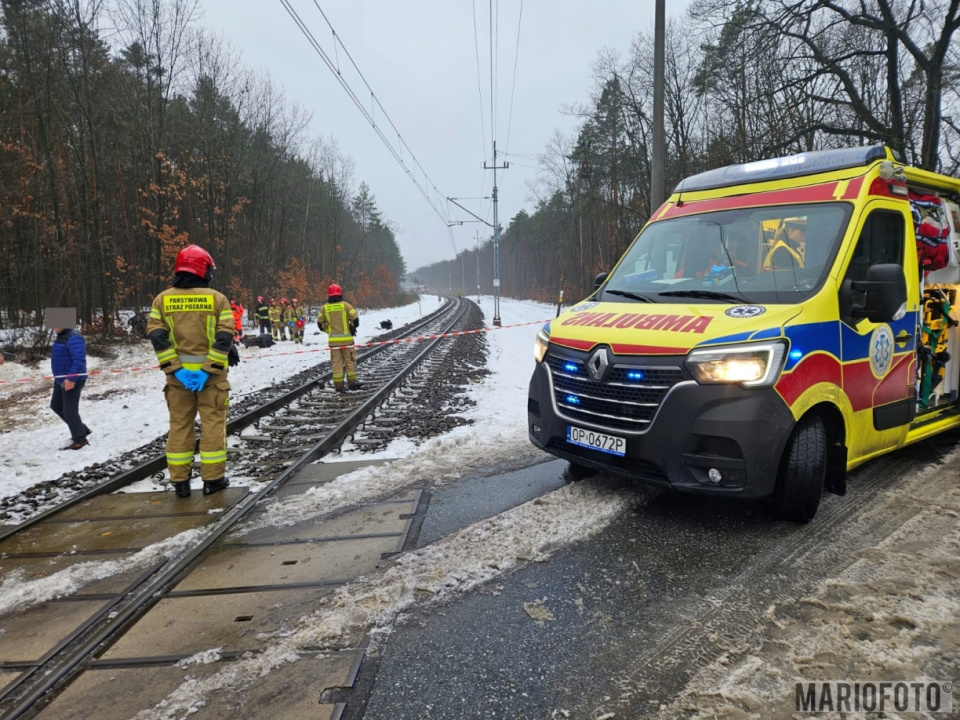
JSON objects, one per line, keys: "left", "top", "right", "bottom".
{"left": 545, "top": 353, "right": 684, "bottom": 431}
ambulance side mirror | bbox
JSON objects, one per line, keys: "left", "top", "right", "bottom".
{"left": 844, "top": 264, "right": 907, "bottom": 323}
{"left": 594, "top": 272, "right": 608, "bottom": 290}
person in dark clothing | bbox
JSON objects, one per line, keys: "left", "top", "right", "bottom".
{"left": 50, "top": 322, "right": 90, "bottom": 450}
{"left": 255, "top": 296, "right": 271, "bottom": 335}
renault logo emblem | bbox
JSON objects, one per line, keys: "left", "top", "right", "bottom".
{"left": 587, "top": 348, "right": 609, "bottom": 381}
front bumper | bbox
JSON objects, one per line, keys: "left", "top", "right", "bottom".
{"left": 527, "top": 352, "right": 796, "bottom": 498}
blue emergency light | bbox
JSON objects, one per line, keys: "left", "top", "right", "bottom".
{"left": 626, "top": 370, "right": 645, "bottom": 380}
{"left": 789, "top": 350, "right": 803, "bottom": 361}
{"left": 674, "top": 146, "right": 889, "bottom": 194}
{"left": 565, "top": 395, "right": 581, "bottom": 405}
{"left": 563, "top": 362, "right": 579, "bottom": 373}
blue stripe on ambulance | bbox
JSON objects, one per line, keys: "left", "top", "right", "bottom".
{"left": 749, "top": 327, "right": 782, "bottom": 341}
{"left": 783, "top": 321, "right": 841, "bottom": 371}
{"left": 695, "top": 331, "right": 756, "bottom": 346}
{"left": 839, "top": 312, "right": 916, "bottom": 361}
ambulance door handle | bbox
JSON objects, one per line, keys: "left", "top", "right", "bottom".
{"left": 895, "top": 329, "right": 912, "bottom": 348}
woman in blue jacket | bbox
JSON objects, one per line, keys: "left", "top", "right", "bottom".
{"left": 51, "top": 326, "right": 90, "bottom": 450}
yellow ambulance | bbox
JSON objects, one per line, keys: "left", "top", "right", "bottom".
{"left": 528, "top": 145, "right": 960, "bottom": 521}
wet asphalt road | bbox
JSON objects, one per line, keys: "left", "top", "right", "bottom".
{"left": 351, "top": 431, "right": 960, "bottom": 720}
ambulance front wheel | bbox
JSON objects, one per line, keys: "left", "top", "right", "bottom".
{"left": 768, "top": 413, "right": 826, "bottom": 523}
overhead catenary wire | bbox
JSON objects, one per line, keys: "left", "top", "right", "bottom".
{"left": 504, "top": 0, "right": 523, "bottom": 159}
{"left": 489, "top": 0, "right": 496, "bottom": 149}
{"left": 471, "top": 0, "right": 488, "bottom": 165}
{"left": 279, "top": 0, "right": 458, "bottom": 255}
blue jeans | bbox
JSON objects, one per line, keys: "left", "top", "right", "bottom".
{"left": 51, "top": 380, "right": 89, "bottom": 442}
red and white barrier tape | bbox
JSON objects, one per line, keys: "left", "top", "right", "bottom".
{"left": 0, "top": 318, "right": 550, "bottom": 386}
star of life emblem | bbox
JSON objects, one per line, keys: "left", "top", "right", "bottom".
{"left": 725, "top": 305, "right": 766, "bottom": 318}
{"left": 869, "top": 324, "right": 894, "bottom": 377}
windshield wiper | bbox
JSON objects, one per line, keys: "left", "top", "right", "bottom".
{"left": 657, "top": 290, "right": 745, "bottom": 304}
{"left": 605, "top": 289, "right": 657, "bottom": 303}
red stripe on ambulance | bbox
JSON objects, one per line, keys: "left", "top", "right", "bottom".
{"left": 775, "top": 353, "right": 843, "bottom": 406}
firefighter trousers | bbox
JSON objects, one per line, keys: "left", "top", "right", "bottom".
{"left": 272, "top": 321, "right": 285, "bottom": 341}
{"left": 330, "top": 345, "right": 357, "bottom": 389}
{"left": 163, "top": 378, "right": 229, "bottom": 483}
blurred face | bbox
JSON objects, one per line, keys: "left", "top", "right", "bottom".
{"left": 786, "top": 225, "right": 805, "bottom": 252}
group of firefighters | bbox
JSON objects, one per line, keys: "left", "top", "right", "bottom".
{"left": 147, "top": 244, "right": 361, "bottom": 498}
{"left": 254, "top": 297, "right": 308, "bottom": 343}
{"left": 226, "top": 297, "right": 307, "bottom": 344}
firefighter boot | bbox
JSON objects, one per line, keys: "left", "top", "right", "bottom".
{"left": 348, "top": 381, "right": 362, "bottom": 390}
{"left": 174, "top": 481, "right": 192, "bottom": 498}
{"left": 202, "top": 477, "right": 230, "bottom": 495}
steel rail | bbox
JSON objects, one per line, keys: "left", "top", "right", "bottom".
{"left": 0, "top": 300, "right": 454, "bottom": 544}
{"left": 1, "top": 297, "right": 469, "bottom": 720}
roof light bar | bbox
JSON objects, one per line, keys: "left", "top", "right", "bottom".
{"left": 674, "top": 146, "right": 890, "bottom": 194}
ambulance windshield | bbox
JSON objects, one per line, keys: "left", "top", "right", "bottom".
{"left": 601, "top": 203, "right": 853, "bottom": 305}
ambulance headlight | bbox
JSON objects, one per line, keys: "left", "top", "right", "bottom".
{"left": 686, "top": 341, "right": 787, "bottom": 388}
{"left": 534, "top": 328, "right": 551, "bottom": 363}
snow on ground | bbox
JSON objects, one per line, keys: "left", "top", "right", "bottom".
{"left": 653, "top": 455, "right": 960, "bottom": 720}
{"left": 0, "top": 299, "right": 435, "bottom": 503}
{"left": 0, "top": 296, "right": 561, "bottom": 618}
{"left": 134, "top": 479, "right": 644, "bottom": 720}
{"left": 0, "top": 527, "right": 209, "bottom": 616}
{"left": 247, "top": 295, "right": 555, "bottom": 528}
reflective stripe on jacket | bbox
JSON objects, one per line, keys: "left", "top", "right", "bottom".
{"left": 318, "top": 301, "right": 358, "bottom": 347}
{"left": 146, "top": 288, "right": 234, "bottom": 374}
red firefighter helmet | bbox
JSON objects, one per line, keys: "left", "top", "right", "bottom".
{"left": 269, "top": 298, "right": 276, "bottom": 305}
{"left": 280, "top": 297, "right": 288, "bottom": 304}
{"left": 257, "top": 295, "right": 264, "bottom": 302}
{"left": 328, "top": 283, "right": 342, "bottom": 296}
{"left": 174, "top": 245, "right": 215, "bottom": 281}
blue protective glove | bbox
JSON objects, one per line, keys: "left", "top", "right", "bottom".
{"left": 193, "top": 370, "right": 210, "bottom": 392}
{"left": 174, "top": 368, "right": 198, "bottom": 391}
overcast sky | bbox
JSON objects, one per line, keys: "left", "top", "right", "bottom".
{"left": 199, "top": 0, "right": 692, "bottom": 272}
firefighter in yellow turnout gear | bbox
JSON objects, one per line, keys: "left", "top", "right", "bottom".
{"left": 290, "top": 298, "right": 306, "bottom": 343}
{"left": 318, "top": 283, "right": 360, "bottom": 391}
{"left": 267, "top": 299, "right": 282, "bottom": 341}
{"left": 146, "top": 245, "right": 238, "bottom": 498}
{"left": 279, "top": 298, "right": 292, "bottom": 341}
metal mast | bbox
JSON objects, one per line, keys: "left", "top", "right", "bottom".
{"left": 651, "top": 0, "right": 666, "bottom": 210}
{"left": 485, "top": 141, "right": 508, "bottom": 325}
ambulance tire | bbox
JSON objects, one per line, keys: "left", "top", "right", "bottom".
{"left": 769, "top": 414, "right": 825, "bottom": 523}
{"left": 564, "top": 460, "right": 597, "bottom": 482}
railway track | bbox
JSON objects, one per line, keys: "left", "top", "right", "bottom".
{"left": 0, "top": 296, "right": 473, "bottom": 719}
{"left": 0, "top": 298, "right": 458, "bottom": 539}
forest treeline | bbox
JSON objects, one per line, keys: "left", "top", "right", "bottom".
{"left": 0, "top": 0, "right": 408, "bottom": 333}
{"left": 415, "top": 0, "right": 960, "bottom": 306}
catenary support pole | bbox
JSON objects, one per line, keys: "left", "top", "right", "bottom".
{"left": 651, "top": 0, "right": 666, "bottom": 211}
{"left": 485, "top": 140, "right": 509, "bottom": 325}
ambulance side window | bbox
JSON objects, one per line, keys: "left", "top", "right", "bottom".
{"left": 843, "top": 210, "right": 904, "bottom": 284}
